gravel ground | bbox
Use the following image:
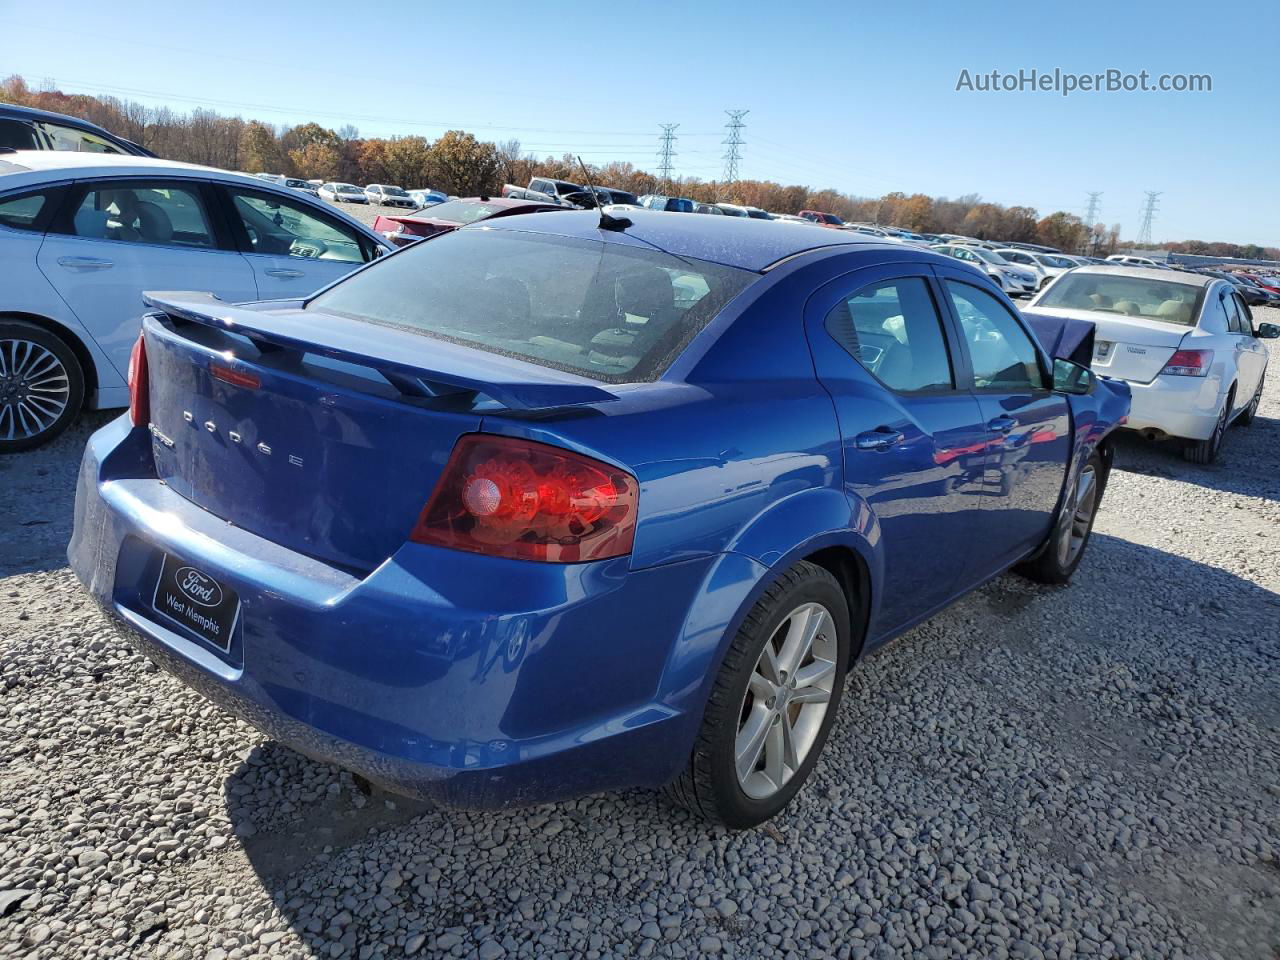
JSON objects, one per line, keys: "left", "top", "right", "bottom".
{"left": 325, "top": 197, "right": 398, "bottom": 232}
{"left": 2, "top": 308, "right": 1278, "bottom": 960}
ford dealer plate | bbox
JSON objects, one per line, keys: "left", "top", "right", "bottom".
{"left": 151, "top": 554, "right": 240, "bottom": 652}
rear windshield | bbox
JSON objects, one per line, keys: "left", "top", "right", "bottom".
{"left": 307, "top": 228, "right": 757, "bottom": 381}
{"left": 1037, "top": 273, "right": 1205, "bottom": 326}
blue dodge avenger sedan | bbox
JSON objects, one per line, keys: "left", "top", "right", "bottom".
{"left": 70, "top": 211, "right": 1129, "bottom": 827}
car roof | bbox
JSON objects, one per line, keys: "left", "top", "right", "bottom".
{"left": 0, "top": 149, "right": 261, "bottom": 182}
{"left": 1067, "top": 264, "right": 1213, "bottom": 286}
{"left": 473, "top": 209, "right": 889, "bottom": 272}
{"left": 0, "top": 102, "right": 117, "bottom": 135}
{"left": 0, "top": 150, "right": 384, "bottom": 243}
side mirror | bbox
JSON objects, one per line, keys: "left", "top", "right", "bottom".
{"left": 1052, "top": 357, "right": 1094, "bottom": 395}
{"left": 1257, "top": 322, "right": 1280, "bottom": 339}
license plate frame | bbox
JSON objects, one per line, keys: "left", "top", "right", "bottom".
{"left": 150, "top": 553, "right": 240, "bottom": 653}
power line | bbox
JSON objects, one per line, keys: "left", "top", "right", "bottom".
{"left": 657, "top": 124, "right": 679, "bottom": 193}
{"left": 1136, "top": 191, "right": 1162, "bottom": 246}
{"left": 21, "top": 73, "right": 691, "bottom": 140}
{"left": 722, "top": 110, "right": 748, "bottom": 195}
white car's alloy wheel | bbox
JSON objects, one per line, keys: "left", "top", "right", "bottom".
{"left": 0, "top": 338, "right": 71, "bottom": 443}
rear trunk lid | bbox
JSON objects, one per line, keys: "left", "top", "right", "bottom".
{"left": 1028, "top": 307, "right": 1190, "bottom": 384}
{"left": 372, "top": 214, "right": 459, "bottom": 247}
{"left": 140, "top": 292, "right": 617, "bottom": 572}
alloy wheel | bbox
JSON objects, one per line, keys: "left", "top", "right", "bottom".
{"left": 1209, "top": 399, "right": 1229, "bottom": 453}
{"left": 1057, "top": 464, "right": 1098, "bottom": 567}
{"left": 735, "top": 602, "right": 838, "bottom": 800}
{"left": 0, "top": 338, "right": 71, "bottom": 443}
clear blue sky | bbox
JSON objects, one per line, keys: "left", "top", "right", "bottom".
{"left": 3, "top": 0, "right": 1276, "bottom": 245}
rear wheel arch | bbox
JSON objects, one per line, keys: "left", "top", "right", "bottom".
{"left": 655, "top": 528, "right": 878, "bottom": 761}
{"left": 0, "top": 310, "right": 99, "bottom": 402}
{"left": 802, "top": 544, "right": 871, "bottom": 664}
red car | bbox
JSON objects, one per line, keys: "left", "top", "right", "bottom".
{"left": 1239, "top": 273, "right": 1280, "bottom": 295}
{"left": 797, "top": 210, "right": 845, "bottom": 228}
{"left": 373, "top": 196, "right": 562, "bottom": 247}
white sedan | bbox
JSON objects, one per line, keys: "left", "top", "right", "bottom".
{"left": 995, "top": 248, "right": 1080, "bottom": 290}
{"left": 0, "top": 151, "right": 390, "bottom": 450}
{"left": 1026, "top": 265, "right": 1277, "bottom": 463}
{"left": 930, "top": 244, "right": 1039, "bottom": 297}
{"left": 318, "top": 182, "right": 368, "bottom": 204}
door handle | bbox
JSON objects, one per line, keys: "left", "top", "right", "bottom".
{"left": 57, "top": 256, "right": 113, "bottom": 270}
{"left": 855, "top": 426, "right": 905, "bottom": 451}
{"left": 264, "top": 268, "right": 305, "bottom": 279}
{"left": 988, "top": 415, "right": 1017, "bottom": 434}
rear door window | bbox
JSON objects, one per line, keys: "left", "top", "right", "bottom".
{"left": 0, "top": 118, "right": 39, "bottom": 151}
{"left": 825, "top": 277, "right": 955, "bottom": 392}
{"left": 66, "top": 182, "right": 215, "bottom": 248}
{"left": 1232, "top": 293, "right": 1254, "bottom": 336}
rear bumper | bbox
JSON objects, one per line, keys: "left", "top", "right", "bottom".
{"left": 1114, "top": 372, "right": 1224, "bottom": 441}
{"left": 69, "top": 417, "right": 710, "bottom": 808}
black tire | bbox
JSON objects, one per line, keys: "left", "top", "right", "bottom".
{"left": 1182, "top": 387, "right": 1234, "bottom": 464}
{"left": 1237, "top": 375, "right": 1264, "bottom": 427}
{"left": 0, "top": 320, "right": 85, "bottom": 453}
{"left": 1017, "top": 451, "right": 1105, "bottom": 585}
{"left": 663, "top": 561, "right": 851, "bottom": 828}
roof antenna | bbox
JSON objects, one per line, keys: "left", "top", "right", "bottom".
{"left": 577, "top": 155, "right": 630, "bottom": 232}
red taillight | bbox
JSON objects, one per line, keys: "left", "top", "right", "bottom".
{"left": 127, "top": 334, "right": 149, "bottom": 427}
{"left": 410, "top": 435, "right": 638, "bottom": 563}
{"left": 1160, "top": 349, "right": 1212, "bottom": 377}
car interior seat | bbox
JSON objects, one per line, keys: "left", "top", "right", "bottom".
{"left": 134, "top": 201, "right": 175, "bottom": 244}
{"left": 1155, "top": 299, "right": 1192, "bottom": 325}
{"left": 582, "top": 267, "right": 676, "bottom": 368}
{"left": 477, "top": 275, "right": 532, "bottom": 327}
{"left": 1113, "top": 300, "right": 1142, "bottom": 316}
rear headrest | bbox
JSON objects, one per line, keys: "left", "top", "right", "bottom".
{"left": 1088, "top": 292, "right": 1112, "bottom": 308}
{"left": 614, "top": 268, "right": 674, "bottom": 321}
{"left": 1113, "top": 300, "right": 1142, "bottom": 316}
{"left": 134, "top": 201, "right": 174, "bottom": 243}
{"left": 1156, "top": 299, "right": 1191, "bottom": 325}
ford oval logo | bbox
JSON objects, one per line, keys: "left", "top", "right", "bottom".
{"left": 175, "top": 566, "right": 223, "bottom": 608}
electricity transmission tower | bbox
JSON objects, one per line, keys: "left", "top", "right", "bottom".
{"left": 1084, "top": 192, "right": 1102, "bottom": 228}
{"left": 657, "top": 124, "right": 679, "bottom": 193}
{"left": 1136, "top": 191, "right": 1161, "bottom": 247}
{"left": 722, "top": 110, "right": 748, "bottom": 192}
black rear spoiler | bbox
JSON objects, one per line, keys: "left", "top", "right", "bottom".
{"left": 143, "top": 292, "right": 620, "bottom": 411}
